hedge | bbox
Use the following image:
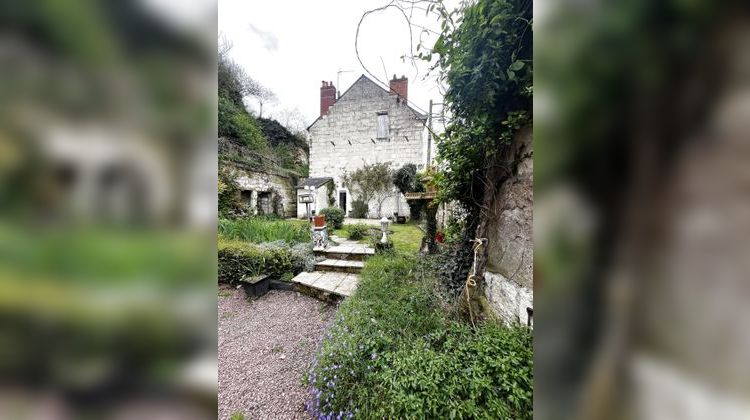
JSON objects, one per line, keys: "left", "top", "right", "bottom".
{"left": 218, "top": 238, "right": 293, "bottom": 284}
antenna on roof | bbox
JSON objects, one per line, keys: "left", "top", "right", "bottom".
{"left": 336, "top": 69, "right": 354, "bottom": 98}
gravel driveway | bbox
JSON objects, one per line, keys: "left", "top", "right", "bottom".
{"left": 218, "top": 287, "right": 337, "bottom": 420}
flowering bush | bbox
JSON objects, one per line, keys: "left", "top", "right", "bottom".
{"left": 305, "top": 255, "right": 532, "bottom": 419}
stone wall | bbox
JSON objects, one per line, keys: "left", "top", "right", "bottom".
{"left": 308, "top": 75, "right": 428, "bottom": 218}
{"left": 484, "top": 126, "right": 533, "bottom": 324}
{"left": 231, "top": 166, "right": 297, "bottom": 218}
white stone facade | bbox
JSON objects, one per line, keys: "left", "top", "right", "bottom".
{"left": 296, "top": 183, "right": 333, "bottom": 219}
{"left": 308, "top": 75, "right": 429, "bottom": 219}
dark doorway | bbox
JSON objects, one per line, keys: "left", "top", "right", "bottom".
{"left": 257, "top": 192, "right": 271, "bottom": 215}
{"left": 240, "top": 190, "right": 253, "bottom": 207}
{"left": 339, "top": 191, "right": 347, "bottom": 214}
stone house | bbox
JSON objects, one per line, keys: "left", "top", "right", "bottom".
{"left": 300, "top": 75, "right": 431, "bottom": 219}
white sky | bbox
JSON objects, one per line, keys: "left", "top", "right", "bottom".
{"left": 218, "top": 0, "right": 453, "bottom": 128}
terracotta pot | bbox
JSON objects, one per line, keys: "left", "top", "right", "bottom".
{"left": 313, "top": 215, "right": 326, "bottom": 227}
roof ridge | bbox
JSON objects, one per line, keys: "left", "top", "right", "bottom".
{"left": 306, "top": 74, "right": 427, "bottom": 131}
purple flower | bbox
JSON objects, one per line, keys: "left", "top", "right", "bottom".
{"left": 370, "top": 353, "right": 377, "bottom": 360}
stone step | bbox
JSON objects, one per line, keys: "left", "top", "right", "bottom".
{"left": 314, "top": 245, "right": 375, "bottom": 261}
{"left": 314, "top": 259, "right": 364, "bottom": 274}
{"left": 291, "top": 271, "right": 359, "bottom": 298}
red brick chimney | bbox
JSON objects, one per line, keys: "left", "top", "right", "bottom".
{"left": 320, "top": 81, "right": 336, "bottom": 116}
{"left": 389, "top": 74, "right": 408, "bottom": 102}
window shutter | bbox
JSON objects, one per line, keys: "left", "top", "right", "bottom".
{"left": 376, "top": 113, "right": 389, "bottom": 139}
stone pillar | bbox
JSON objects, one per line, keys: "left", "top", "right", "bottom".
{"left": 250, "top": 190, "right": 258, "bottom": 216}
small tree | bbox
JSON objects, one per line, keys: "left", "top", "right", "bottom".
{"left": 392, "top": 163, "right": 425, "bottom": 219}
{"left": 341, "top": 162, "right": 394, "bottom": 218}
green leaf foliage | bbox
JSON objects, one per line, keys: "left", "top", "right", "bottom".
{"left": 392, "top": 164, "right": 425, "bottom": 220}
{"left": 319, "top": 207, "right": 345, "bottom": 229}
{"left": 344, "top": 223, "right": 370, "bottom": 240}
{"left": 257, "top": 118, "right": 308, "bottom": 150}
{"left": 218, "top": 218, "right": 310, "bottom": 244}
{"left": 350, "top": 200, "right": 369, "bottom": 219}
{"left": 217, "top": 237, "right": 293, "bottom": 283}
{"left": 341, "top": 162, "right": 393, "bottom": 205}
{"left": 430, "top": 0, "right": 532, "bottom": 214}
{"left": 306, "top": 255, "right": 532, "bottom": 418}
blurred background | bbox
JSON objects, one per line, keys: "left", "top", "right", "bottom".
{"left": 0, "top": 1, "right": 217, "bottom": 419}
{"left": 535, "top": 0, "right": 750, "bottom": 419}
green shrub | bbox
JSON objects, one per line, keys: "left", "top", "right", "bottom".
{"left": 443, "top": 215, "right": 467, "bottom": 245}
{"left": 345, "top": 223, "right": 369, "bottom": 240}
{"left": 281, "top": 271, "right": 294, "bottom": 282}
{"left": 306, "top": 255, "right": 532, "bottom": 419}
{"left": 217, "top": 238, "right": 293, "bottom": 284}
{"left": 218, "top": 218, "right": 310, "bottom": 244}
{"left": 319, "top": 207, "right": 344, "bottom": 229}
{"left": 350, "top": 199, "right": 368, "bottom": 218}
{"left": 373, "top": 239, "right": 394, "bottom": 254}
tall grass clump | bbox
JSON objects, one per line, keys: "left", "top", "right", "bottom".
{"left": 305, "top": 255, "right": 533, "bottom": 419}
{"left": 218, "top": 217, "right": 310, "bottom": 244}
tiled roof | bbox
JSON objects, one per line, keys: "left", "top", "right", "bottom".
{"left": 296, "top": 177, "right": 333, "bottom": 189}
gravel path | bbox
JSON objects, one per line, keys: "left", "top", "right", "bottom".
{"left": 218, "top": 286, "right": 336, "bottom": 420}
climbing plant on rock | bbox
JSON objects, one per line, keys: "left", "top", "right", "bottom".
{"left": 425, "top": 0, "right": 532, "bottom": 322}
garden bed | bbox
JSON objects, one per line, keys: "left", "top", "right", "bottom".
{"left": 305, "top": 254, "right": 532, "bottom": 419}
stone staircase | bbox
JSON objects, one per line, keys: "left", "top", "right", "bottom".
{"left": 291, "top": 236, "right": 374, "bottom": 299}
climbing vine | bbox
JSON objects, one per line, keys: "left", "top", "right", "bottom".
{"left": 424, "top": 0, "right": 532, "bottom": 321}
{"left": 429, "top": 0, "right": 532, "bottom": 219}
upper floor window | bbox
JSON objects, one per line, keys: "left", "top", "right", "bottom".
{"left": 376, "top": 112, "right": 389, "bottom": 140}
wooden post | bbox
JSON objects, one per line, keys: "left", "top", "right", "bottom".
{"left": 426, "top": 99, "right": 433, "bottom": 166}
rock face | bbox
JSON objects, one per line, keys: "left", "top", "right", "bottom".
{"left": 485, "top": 271, "right": 533, "bottom": 325}
{"left": 233, "top": 167, "right": 297, "bottom": 218}
{"left": 308, "top": 75, "right": 429, "bottom": 218}
{"left": 484, "top": 126, "right": 533, "bottom": 322}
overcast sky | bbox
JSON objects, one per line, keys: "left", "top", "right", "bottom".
{"left": 218, "top": 0, "right": 453, "bottom": 129}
